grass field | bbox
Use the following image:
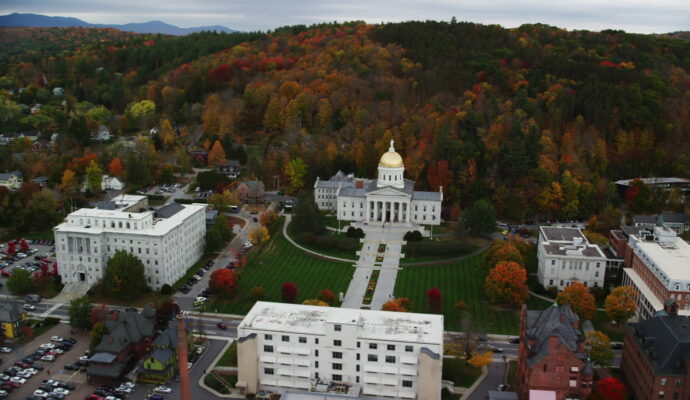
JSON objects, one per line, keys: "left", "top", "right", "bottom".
{"left": 394, "top": 254, "right": 552, "bottom": 334}
{"left": 207, "top": 228, "right": 354, "bottom": 314}
{"left": 217, "top": 342, "right": 237, "bottom": 367}
{"left": 591, "top": 310, "right": 625, "bottom": 341}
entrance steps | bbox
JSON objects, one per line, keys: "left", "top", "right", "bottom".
{"left": 55, "top": 281, "right": 91, "bottom": 302}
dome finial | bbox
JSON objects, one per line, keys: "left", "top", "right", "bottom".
{"left": 389, "top": 139, "right": 395, "bottom": 152}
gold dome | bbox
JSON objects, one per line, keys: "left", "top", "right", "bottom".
{"left": 379, "top": 140, "right": 404, "bottom": 168}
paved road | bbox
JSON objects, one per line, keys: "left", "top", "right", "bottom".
{"left": 466, "top": 361, "right": 508, "bottom": 400}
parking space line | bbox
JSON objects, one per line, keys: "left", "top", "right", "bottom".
{"left": 39, "top": 302, "right": 63, "bottom": 318}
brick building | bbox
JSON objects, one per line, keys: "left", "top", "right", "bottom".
{"left": 621, "top": 302, "right": 690, "bottom": 400}
{"left": 517, "top": 304, "right": 594, "bottom": 400}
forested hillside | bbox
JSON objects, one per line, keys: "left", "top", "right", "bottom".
{"left": 1, "top": 21, "right": 689, "bottom": 222}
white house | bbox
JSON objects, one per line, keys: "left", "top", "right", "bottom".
{"left": 236, "top": 302, "right": 443, "bottom": 400}
{"left": 537, "top": 226, "right": 607, "bottom": 290}
{"left": 0, "top": 171, "right": 23, "bottom": 190}
{"left": 91, "top": 125, "right": 111, "bottom": 141}
{"left": 54, "top": 195, "right": 206, "bottom": 291}
{"left": 314, "top": 141, "right": 442, "bottom": 226}
{"left": 101, "top": 175, "right": 124, "bottom": 191}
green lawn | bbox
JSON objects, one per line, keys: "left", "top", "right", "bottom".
{"left": 207, "top": 228, "right": 354, "bottom": 314}
{"left": 21, "top": 228, "right": 56, "bottom": 240}
{"left": 394, "top": 254, "right": 552, "bottom": 334}
{"left": 322, "top": 214, "right": 342, "bottom": 230}
{"left": 217, "top": 342, "right": 237, "bottom": 367}
{"left": 442, "top": 357, "right": 483, "bottom": 388}
{"left": 591, "top": 310, "right": 625, "bottom": 342}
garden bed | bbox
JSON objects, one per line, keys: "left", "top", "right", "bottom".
{"left": 362, "top": 270, "right": 380, "bottom": 305}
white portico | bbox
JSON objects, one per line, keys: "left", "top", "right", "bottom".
{"left": 327, "top": 140, "right": 442, "bottom": 226}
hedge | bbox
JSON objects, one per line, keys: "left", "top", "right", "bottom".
{"left": 404, "top": 240, "right": 476, "bottom": 258}
{"left": 294, "top": 232, "right": 360, "bottom": 252}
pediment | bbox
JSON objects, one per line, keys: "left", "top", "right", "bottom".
{"left": 367, "top": 186, "right": 410, "bottom": 197}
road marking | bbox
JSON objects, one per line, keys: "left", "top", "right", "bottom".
{"left": 39, "top": 302, "right": 63, "bottom": 318}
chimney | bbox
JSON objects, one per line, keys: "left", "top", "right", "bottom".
{"left": 177, "top": 314, "right": 191, "bottom": 400}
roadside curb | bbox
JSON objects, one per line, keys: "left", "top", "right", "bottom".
{"left": 197, "top": 337, "right": 243, "bottom": 399}
{"left": 462, "top": 364, "right": 489, "bottom": 398}
{"left": 281, "top": 215, "right": 357, "bottom": 263}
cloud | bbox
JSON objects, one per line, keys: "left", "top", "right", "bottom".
{"left": 1, "top": 0, "right": 689, "bottom": 33}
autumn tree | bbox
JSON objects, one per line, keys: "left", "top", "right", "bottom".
{"left": 467, "top": 351, "right": 493, "bottom": 368}
{"left": 585, "top": 331, "right": 614, "bottom": 367}
{"left": 259, "top": 210, "right": 278, "bottom": 226}
{"left": 19, "top": 238, "right": 29, "bottom": 253}
{"left": 556, "top": 282, "right": 596, "bottom": 320}
{"left": 453, "top": 300, "right": 467, "bottom": 319}
{"left": 484, "top": 261, "right": 529, "bottom": 306}
{"left": 605, "top": 286, "right": 637, "bottom": 326}
{"left": 209, "top": 269, "right": 237, "bottom": 297}
{"left": 89, "top": 322, "right": 106, "bottom": 353}
{"left": 60, "top": 168, "right": 78, "bottom": 197}
{"left": 281, "top": 282, "right": 298, "bottom": 303}
{"left": 591, "top": 377, "right": 628, "bottom": 400}
{"left": 108, "top": 157, "right": 123, "bottom": 177}
{"left": 208, "top": 140, "right": 227, "bottom": 169}
{"left": 302, "top": 299, "right": 329, "bottom": 306}
{"left": 427, "top": 160, "right": 453, "bottom": 194}
{"left": 426, "top": 287, "right": 442, "bottom": 313}
{"left": 250, "top": 286, "right": 266, "bottom": 301}
{"left": 285, "top": 157, "right": 307, "bottom": 193}
{"left": 102, "top": 250, "right": 148, "bottom": 300}
{"left": 85, "top": 159, "right": 103, "bottom": 194}
{"left": 317, "top": 289, "right": 335, "bottom": 305}
{"left": 484, "top": 241, "right": 524, "bottom": 269}
{"left": 248, "top": 226, "right": 270, "bottom": 245}
{"left": 381, "top": 297, "right": 411, "bottom": 312}
{"left": 159, "top": 119, "right": 175, "bottom": 149}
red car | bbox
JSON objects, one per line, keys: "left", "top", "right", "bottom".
{"left": 217, "top": 322, "right": 227, "bottom": 330}
{"left": 13, "top": 362, "right": 28, "bottom": 368}
{"left": 85, "top": 395, "right": 103, "bottom": 400}
{"left": 0, "top": 383, "right": 12, "bottom": 392}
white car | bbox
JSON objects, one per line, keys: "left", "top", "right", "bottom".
{"left": 10, "top": 376, "right": 26, "bottom": 384}
{"left": 115, "top": 386, "right": 132, "bottom": 394}
{"left": 50, "top": 336, "right": 63, "bottom": 342}
{"left": 0, "top": 347, "right": 11, "bottom": 353}
{"left": 52, "top": 348, "right": 64, "bottom": 354}
{"left": 154, "top": 385, "right": 172, "bottom": 394}
{"left": 79, "top": 355, "right": 90, "bottom": 361}
{"left": 17, "top": 370, "right": 32, "bottom": 378}
{"left": 25, "top": 368, "right": 39, "bottom": 375}
{"left": 53, "top": 387, "right": 70, "bottom": 395}
{"left": 0, "top": 374, "right": 9, "bottom": 381}
{"left": 40, "top": 343, "right": 55, "bottom": 349}
{"left": 23, "top": 303, "right": 36, "bottom": 311}
{"left": 33, "top": 390, "right": 50, "bottom": 397}
{"left": 104, "top": 396, "right": 122, "bottom": 400}
{"left": 40, "top": 355, "right": 56, "bottom": 362}
{"left": 0, "top": 389, "right": 8, "bottom": 398}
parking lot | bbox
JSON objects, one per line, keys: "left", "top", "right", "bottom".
{"left": 0, "top": 240, "right": 56, "bottom": 294}
{"left": 136, "top": 183, "right": 183, "bottom": 197}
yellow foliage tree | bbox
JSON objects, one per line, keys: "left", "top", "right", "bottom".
{"left": 248, "top": 226, "right": 270, "bottom": 245}
{"left": 159, "top": 119, "right": 175, "bottom": 149}
{"left": 467, "top": 351, "right": 493, "bottom": 368}
{"left": 60, "top": 169, "right": 78, "bottom": 197}
{"left": 208, "top": 140, "right": 227, "bottom": 169}
{"left": 605, "top": 286, "right": 637, "bottom": 326}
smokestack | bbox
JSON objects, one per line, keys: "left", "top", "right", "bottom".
{"left": 177, "top": 313, "right": 191, "bottom": 400}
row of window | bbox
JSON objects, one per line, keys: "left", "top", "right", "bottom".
{"left": 262, "top": 368, "right": 414, "bottom": 388}
{"left": 549, "top": 280, "right": 599, "bottom": 288}
{"left": 263, "top": 333, "right": 416, "bottom": 353}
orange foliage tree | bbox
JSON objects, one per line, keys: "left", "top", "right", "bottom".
{"left": 108, "top": 157, "right": 123, "bottom": 176}
{"left": 556, "top": 282, "right": 596, "bottom": 320}
{"left": 209, "top": 269, "right": 237, "bottom": 297}
{"left": 208, "top": 140, "right": 226, "bottom": 169}
{"left": 484, "top": 261, "right": 528, "bottom": 306}
{"left": 604, "top": 286, "right": 637, "bottom": 325}
{"left": 484, "top": 241, "right": 524, "bottom": 269}
{"left": 382, "top": 297, "right": 411, "bottom": 312}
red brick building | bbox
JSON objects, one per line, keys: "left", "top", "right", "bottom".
{"left": 621, "top": 304, "right": 690, "bottom": 400}
{"left": 517, "top": 304, "right": 594, "bottom": 400}
{"left": 608, "top": 226, "right": 644, "bottom": 268}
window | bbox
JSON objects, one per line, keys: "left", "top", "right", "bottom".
{"left": 315, "top": 361, "right": 319, "bottom": 367}
{"left": 386, "top": 356, "right": 395, "bottom": 363}
{"left": 332, "top": 374, "right": 342, "bottom": 382}
{"left": 659, "top": 391, "right": 665, "bottom": 398}
{"left": 369, "top": 343, "right": 377, "bottom": 350}
{"left": 661, "top": 378, "right": 667, "bottom": 386}
{"left": 402, "top": 381, "right": 413, "bottom": 388}
{"left": 405, "top": 345, "right": 413, "bottom": 352}
{"left": 332, "top": 363, "right": 342, "bottom": 370}
{"left": 356, "top": 353, "right": 360, "bottom": 361}
{"left": 551, "top": 260, "right": 555, "bottom": 265}
{"left": 264, "top": 345, "right": 274, "bottom": 353}
{"left": 282, "top": 335, "right": 289, "bottom": 342}
{"left": 334, "top": 340, "right": 342, "bottom": 346}
{"left": 264, "top": 368, "right": 274, "bottom": 375}
{"left": 265, "top": 334, "right": 272, "bottom": 340}
{"left": 333, "top": 352, "right": 343, "bottom": 359}
{"left": 368, "top": 354, "right": 378, "bottom": 362}
{"left": 356, "top": 365, "right": 360, "bottom": 372}
{"left": 356, "top": 376, "right": 359, "bottom": 383}
{"left": 675, "top": 379, "right": 682, "bottom": 387}
{"left": 543, "top": 364, "right": 547, "bottom": 372}
{"left": 315, "top": 350, "right": 319, "bottom": 357}
{"left": 299, "top": 337, "right": 307, "bottom": 343}
{"left": 357, "top": 342, "right": 361, "bottom": 348}
{"left": 334, "top": 324, "right": 341, "bottom": 331}
{"left": 387, "top": 344, "right": 395, "bottom": 351}
{"left": 549, "top": 280, "right": 554, "bottom": 285}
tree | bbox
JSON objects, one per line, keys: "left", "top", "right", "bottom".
{"left": 467, "top": 351, "right": 493, "bottom": 368}
{"left": 605, "top": 286, "right": 637, "bottom": 326}
{"left": 281, "top": 282, "right": 298, "bottom": 303}
{"left": 60, "top": 168, "right": 78, "bottom": 197}
{"left": 285, "top": 157, "right": 307, "bottom": 193}
{"left": 19, "top": 238, "right": 29, "bottom": 253}
{"left": 484, "top": 261, "right": 529, "bottom": 306}
{"left": 317, "top": 289, "right": 335, "bottom": 305}
{"left": 250, "top": 286, "right": 266, "bottom": 301}
{"left": 6, "top": 241, "right": 15, "bottom": 256}
{"left": 426, "top": 287, "right": 442, "bottom": 313}
{"left": 556, "top": 282, "right": 596, "bottom": 320}
{"left": 585, "top": 331, "right": 614, "bottom": 367}
{"left": 7, "top": 268, "right": 33, "bottom": 295}
{"left": 462, "top": 199, "right": 496, "bottom": 236}
{"left": 208, "top": 140, "right": 227, "bottom": 169}
{"left": 381, "top": 297, "right": 411, "bottom": 312}
{"left": 85, "top": 160, "right": 103, "bottom": 194}
{"left": 23, "top": 189, "right": 60, "bottom": 231}
{"left": 592, "top": 377, "right": 628, "bottom": 400}
{"left": 160, "top": 284, "right": 172, "bottom": 295}
{"left": 453, "top": 300, "right": 467, "bottom": 319}
{"left": 108, "top": 157, "right": 123, "bottom": 177}
{"left": 209, "top": 269, "right": 237, "bottom": 297}
{"left": 248, "top": 226, "right": 270, "bottom": 245}
{"left": 302, "top": 299, "right": 329, "bottom": 306}
{"left": 259, "top": 210, "right": 278, "bottom": 226}
{"left": 89, "top": 322, "right": 106, "bottom": 353}
{"left": 484, "top": 241, "right": 524, "bottom": 269}
{"left": 102, "top": 250, "right": 148, "bottom": 300}
{"left": 68, "top": 296, "right": 93, "bottom": 330}
{"left": 155, "top": 300, "right": 180, "bottom": 330}
{"left": 159, "top": 119, "right": 175, "bottom": 149}
{"left": 291, "top": 191, "right": 325, "bottom": 235}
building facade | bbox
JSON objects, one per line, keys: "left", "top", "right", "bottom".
{"left": 621, "top": 226, "right": 690, "bottom": 320}
{"left": 634, "top": 213, "right": 690, "bottom": 233}
{"left": 0, "top": 303, "right": 26, "bottom": 339}
{"left": 314, "top": 141, "right": 442, "bottom": 226}
{"left": 537, "top": 227, "right": 608, "bottom": 290}
{"left": 236, "top": 302, "right": 443, "bottom": 400}
{"left": 517, "top": 304, "right": 594, "bottom": 400}
{"left": 621, "top": 306, "right": 690, "bottom": 400}
{"left": 217, "top": 160, "right": 241, "bottom": 179}
{"left": 0, "top": 170, "right": 23, "bottom": 190}
{"left": 54, "top": 196, "right": 206, "bottom": 290}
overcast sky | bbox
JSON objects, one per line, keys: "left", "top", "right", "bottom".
{"left": 2, "top": 0, "right": 689, "bottom": 34}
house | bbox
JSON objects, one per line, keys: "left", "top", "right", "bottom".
{"left": 30, "top": 104, "right": 42, "bottom": 114}
{"left": 189, "top": 149, "right": 208, "bottom": 165}
{"left": 32, "top": 139, "right": 50, "bottom": 151}
{"left": 91, "top": 125, "right": 111, "bottom": 141}
{"left": 633, "top": 213, "right": 689, "bottom": 233}
{"left": 235, "top": 180, "right": 265, "bottom": 204}
{"left": 0, "top": 302, "right": 26, "bottom": 339}
{"left": 138, "top": 324, "right": 183, "bottom": 383}
{"left": 621, "top": 301, "right": 690, "bottom": 400}
{"left": 537, "top": 227, "right": 608, "bottom": 290}
{"left": 30, "top": 176, "right": 49, "bottom": 187}
{"left": 217, "top": 160, "right": 241, "bottom": 179}
{"left": 52, "top": 87, "right": 64, "bottom": 96}
{"left": 0, "top": 170, "right": 23, "bottom": 190}
{"left": 516, "top": 304, "right": 594, "bottom": 400}
{"left": 615, "top": 177, "right": 690, "bottom": 201}
{"left": 237, "top": 301, "right": 443, "bottom": 399}
{"left": 102, "top": 175, "right": 124, "bottom": 191}
{"left": 87, "top": 306, "right": 156, "bottom": 384}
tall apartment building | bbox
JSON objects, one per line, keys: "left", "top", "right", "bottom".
{"left": 54, "top": 196, "right": 206, "bottom": 290}
{"left": 621, "top": 226, "right": 690, "bottom": 319}
{"left": 537, "top": 227, "right": 608, "bottom": 290}
{"left": 236, "top": 302, "right": 443, "bottom": 400}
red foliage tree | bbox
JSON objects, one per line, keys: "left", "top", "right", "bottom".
{"left": 19, "top": 238, "right": 29, "bottom": 252}
{"left": 155, "top": 300, "right": 181, "bottom": 329}
{"left": 108, "top": 157, "right": 123, "bottom": 177}
{"left": 484, "top": 261, "right": 529, "bottom": 306}
{"left": 281, "top": 282, "right": 298, "bottom": 303}
{"left": 317, "top": 289, "right": 335, "bottom": 305}
{"left": 210, "top": 269, "right": 237, "bottom": 297}
{"left": 426, "top": 287, "right": 442, "bottom": 313}
{"left": 6, "top": 241, "right": 16, "bottom": 256}
{"left": 592, "top": 377, "right": 627, "bottom": 400}
{"left": 427, "top": 160, "right": 453, "bottom": 193}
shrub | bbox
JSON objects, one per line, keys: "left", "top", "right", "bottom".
{"left": 317, "top": 289, "right": 335, "bottom": 305}
{"left": 281, "top": 282, "right": 298, "bottom": 303}
{"left": 346, "top": 227, "right": 365, "bottom": 238}
{"left": 405, "top": 240, "right": 476, "bottom": 257}
{"left": 404, "top": 231, "right": 423, "bottom": 242}
{"left": 160, "top": 284, "right": 172, "bottom": 295}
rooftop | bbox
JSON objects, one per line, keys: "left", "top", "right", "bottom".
{"left": 524, "top": 304, "right": 585, "bottom": 367}
{"left": 631, "top": 231, "right": 690, "bottom": 282}
{"left": 614, "top": 177, "right": 690, "bottom": 186}
{"left": 628, "top": 314, "right": 690, "bottom": 374}
{"left": 540, "top": 226, "right": 586, "bottom": 242}
{"left": 239, "top": 302, "right": 443, "bottom": 345}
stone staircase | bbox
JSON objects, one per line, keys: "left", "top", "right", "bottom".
{"left": 54, "top": 281, "right": 91, "bottom": 302}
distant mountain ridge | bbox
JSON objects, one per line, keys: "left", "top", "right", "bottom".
{"left": 0, "top": 13, "right": 236, "bottom": 35}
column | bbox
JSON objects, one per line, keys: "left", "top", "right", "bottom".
{"left": 398, "top": 202, "right": 403, "bottom": 223}
{"left": 406, "top": 202, "right": 411, "bottom": 223}
{"left": 366, "top": 200, "right": 370, "bottom": 222}
{"left": 374, "top": 201, "right": 379, "bottom": 222}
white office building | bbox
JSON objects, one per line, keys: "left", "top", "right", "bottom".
{"left": 314, "top": 140, "right": 443, "bottom": 226}
{"left": 54, "top": 195, "right": 206, "bottom": 290}
{"left": 236, "top": 302, "right": 443, "bottom": 400}
{"left": 537, "top": 226, "right": 607, "bottom": 290}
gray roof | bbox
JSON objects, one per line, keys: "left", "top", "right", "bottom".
{"left": 412, "top": 191, "right": 442, "bottom": 201}
{"left": 628, "top": 315, "right": 690, "bottom": 375}
{"left": 0, "top": 170, "right": 22, "bottom": 180}
{"left": 149, "top": 348, "right": 174, "bottom": 364}
{"left": 540, "top": 226, "right": 586, "bottom": 242}
{"left": 152, "top": 325, "right": 178, "bottom": 349}
{"left": 525, "top": 304, "right": 584, "bottom": 366}
{"left": 242, "top": 180, "right": 265, "bottom": 191}
{"left": 205, "top": 209, "right": 218, "bottom": 221}
{"left": 543, "top": 243, "right": 605, "bottom": 258}
{"left": 635, "top": 213, "right": 688, "bottom": 225}
{"left": 87, "top": 355, "right": 131, "bottom": 378}
{"left": 620, "top": 225, "right": 647, "bottom": 237}
{"left": 0, "top": 302, "right": 22, "bottom": 322}
{"left": 90, "top": 352, "right": 117, "bottom": 363}
{"left": 315, "top": 180, "right": 355, "bottom": 189}
{"left": 96, "top": 309, "right": 155, "bottom": 354}
{"left": 93, "top": 201, "right": 117, "bottom": 210}
{"left": 30, "top": 176, "right": 49, "bottom": 182}
{"left": 220, "top": 160, "right": 240, "bottom": 167}
{"left": 155, "top": 203, "right": 185, "bottom": 218}
{"left": 338, "top": 187, "right": 366, "bottom": 197}
{"left": 365, "top": 178, "right": 415, "bottom": 196}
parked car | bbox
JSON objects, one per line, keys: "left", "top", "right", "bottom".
{"left": 63, "top": 364, "right": 79, "bottom": 371}
{"left": 508, "top": 338, "right": 520, "bottom": 344}
{"left": 610, "top": 343, "right": 624, "bottom": 350}
{"left": 40, "top": 355, "right": 55, "bottom": 362}
{"left": 217, "top": 323, "right": 227, "bottom": 330}
{"left": 0, "top": 348, "right": 11, "bottom": 354}
{"left": 154, "top": 386, "right": 172, "bottom": 394}
{"left": 23, "top": 304, "right": 36, "bottom": 311}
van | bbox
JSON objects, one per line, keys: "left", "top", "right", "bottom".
{"left": 24, "top": 294, "right": 41, "bottom": 303}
